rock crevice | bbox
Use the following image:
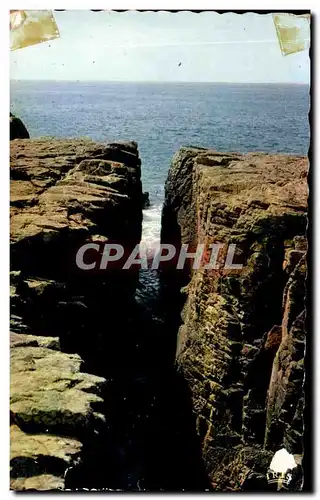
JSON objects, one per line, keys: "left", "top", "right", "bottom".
{"left": 10, "top": 139, "right": 309, "bottom": 492}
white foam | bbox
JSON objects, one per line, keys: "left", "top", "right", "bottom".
{"left": 140, "top": 205, "right": 162, "bottom": 257}
{"left": 136, "top": 203, "right": 163, "bottom": 308}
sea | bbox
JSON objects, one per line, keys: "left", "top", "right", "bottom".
{"left": 10, "top": 81, "right": 311, "bottom": 488}
{"left": 10, "top": 81, "right": 310, "bottom": 285}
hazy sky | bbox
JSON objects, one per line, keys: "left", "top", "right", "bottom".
{"left": 10, "top": 10, "right": 310, "bottom": 83}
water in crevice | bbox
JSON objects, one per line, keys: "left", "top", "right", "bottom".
{"left": 135, "top": 203, "right": 162, "bottom": 322}
{"left": 65, "top": 195, "right": 210, "bottom": 492}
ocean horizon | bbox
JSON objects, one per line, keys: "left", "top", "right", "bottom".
{"left": 10, "top": 79, "right": 310, "bottom": 251}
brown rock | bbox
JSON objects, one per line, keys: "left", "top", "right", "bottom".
{"left": 161, "top": 147, "right": 308, "bottom": 490}
{"left": 10, "top": 337, "right": 106, "bottom": 490}
{"left": 10, "top": 139, "right": 142, "bottom": 275}
{"left": 10, "top": 138, "right": 144, "bottom": 490}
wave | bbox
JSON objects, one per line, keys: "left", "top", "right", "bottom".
{"left": 140, "top": 204, "right": 162, "bottom": 253}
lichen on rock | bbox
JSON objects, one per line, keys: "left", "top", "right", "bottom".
{"left": 161, "top": 147, "right": 308, "bottom": 491}
{"left": 10, "top": 138, "right": 143, "bottom": 490}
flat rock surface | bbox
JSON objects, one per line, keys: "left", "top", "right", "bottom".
{"left": 10, "top": 139, "right": 142, "bottom": 275}
{"left": 10, "top": 333, "right": 106, "bottom": 490}
{"left": 10, "top": 138, "right": 143, "bottom": 491}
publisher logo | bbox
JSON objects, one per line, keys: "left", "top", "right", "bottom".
{"left": 267, "top": 449, "right": 301, "bottom": 491}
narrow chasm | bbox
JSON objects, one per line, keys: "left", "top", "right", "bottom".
{"left": 10, "top": 140, "right": 308, "bottom": 492}
{"left": 10, "top": 140, "right": 210, "bottom": 492}
{"left": 64, "top": 208, "right": 209, "bottom": 492}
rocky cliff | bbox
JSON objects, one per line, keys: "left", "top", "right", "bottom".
{"left": 10, "top": 138, "right": 309, "bottom": 491}
{"left": 161, "top": 147, "right": 308, "bottom": 491}
{"left": 10, "top": 138, "right": 143, "bottom": 490}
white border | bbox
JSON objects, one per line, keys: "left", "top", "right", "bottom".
{"left": 2, "top": 1, "right": 317, "bottom": 10}
{"left": 1, "top": 1, "right": 10, "bottom": 497}
{"left": 2, "top": 1, "right": 317, "bottom": 498}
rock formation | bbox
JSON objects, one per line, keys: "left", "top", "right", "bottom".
{"left": 10, "top": 138, "right": 143, "bottom": 490}
{"left": 10, "top": 137, "right": 309, "bottom": 491}
{"left": 142, "top": 191, "right": 150, "bottom": 208}
{"left": 10, "top": 331, "right": 106, "bottom": 491}
{"left": 161, "top": 147, "right": 308, "bottom": 491}
{"left": 10, "top": 113, "right": 30, "bottom": 140}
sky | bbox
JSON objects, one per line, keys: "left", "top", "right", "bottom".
{"left": 10, "top": 10, "right": 310, "bottom": 83}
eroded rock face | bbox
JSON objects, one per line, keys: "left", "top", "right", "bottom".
{"left": 10, "top": 140, "right": 142, "bottom": 350}
{"left": 10, "top": 113, "right": 30, "bottom": 140}
{"left": 10, "top": 333, "right": 106, "bottom": 491}
{"left": 161, "top": 147, "right": 308, "bottom": 491}
{"left": 10, "top": 139, "right": 142, "bottom": 275}
{"left": 10, "top": 139, "right": 143, "bottom": 490}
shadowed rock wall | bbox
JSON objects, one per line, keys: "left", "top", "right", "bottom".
{"left": 161, "top": 147, "right": 308, "bottom": 491}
